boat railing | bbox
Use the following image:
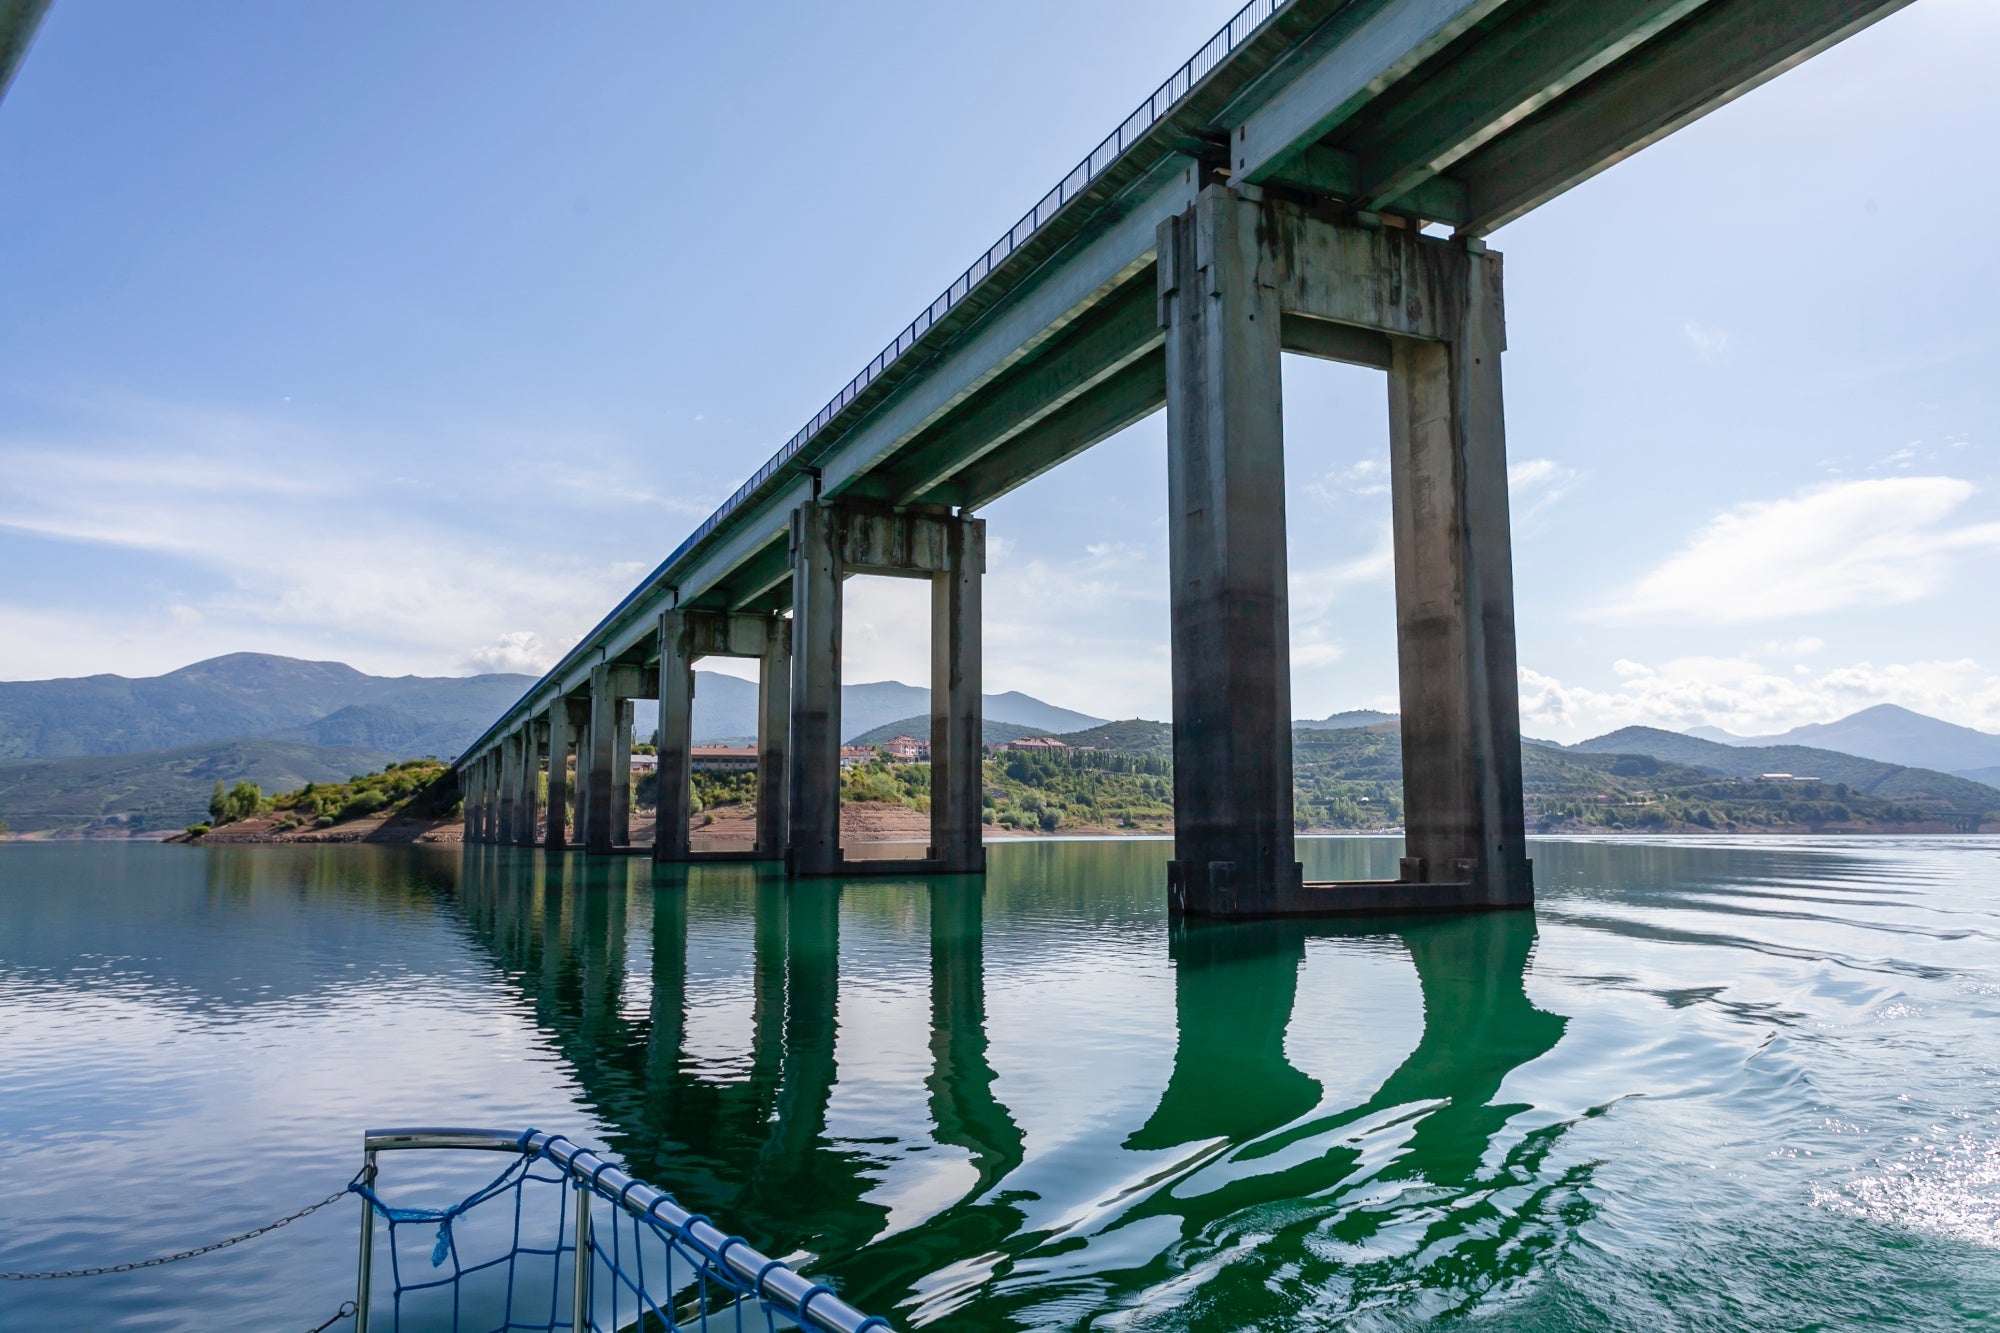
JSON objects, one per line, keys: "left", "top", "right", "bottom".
{"left": 352, "top": 1127, "right": 891, "bottom": 1333}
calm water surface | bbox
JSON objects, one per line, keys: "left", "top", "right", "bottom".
{"left": 2, "top": 836, "right": 1997, "bottom": 1329}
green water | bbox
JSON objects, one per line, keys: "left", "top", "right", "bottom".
{"left": 1, "top": 836, "right": 1996, "bottom": 1329}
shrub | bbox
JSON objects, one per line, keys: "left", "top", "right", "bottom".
{"left": 208, "top": 780, "right": 266, "bottom": 826}
{"left": 341, "top": 790, "right": 390, "bottom": 820}
{"left": 185, "top": 823, "right": 211, "bottom": 838}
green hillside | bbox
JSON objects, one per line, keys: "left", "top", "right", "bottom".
{"left": 844, "top": 716, "right": 1049, "bottom": 748}
{"left": 0, "top": 739, "right": 400, "bottom": 835}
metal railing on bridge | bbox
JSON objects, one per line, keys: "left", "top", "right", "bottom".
{"left": 350, "top": 1127, "right": 891, "bottom": 1333}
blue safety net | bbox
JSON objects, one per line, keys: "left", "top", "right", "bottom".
{"left": 350, "top": 1131, "right": 889, "bottom": 1333}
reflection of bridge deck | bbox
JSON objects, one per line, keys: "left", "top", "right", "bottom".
{"left": 451, "top": 847, "right": 1573, "bottom": 1322}
{"left": 455, "top": 0, "right": 1910, "bottom": 918}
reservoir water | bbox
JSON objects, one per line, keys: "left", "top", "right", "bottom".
{"left": 2, "top": 836, "right": 1996, "bottom": 1330}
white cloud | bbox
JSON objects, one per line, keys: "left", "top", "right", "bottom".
{"left": 1518, "top": 654, "right": 2000, "bottom": 741}
{"left": 1611, "top": 476, "right": 2000, "bottom": 623}
{"left": 0, "top": 395, "right": 670, "bottom": 678}
{"left": 1684, "top": 320, "right": 1731, "bottom": 360}
{"left": 464, "top": 631, "right": 573, "bottom": 675}
{"left": 1508, "top": 456, "right": 1580, "bottom": 527}
{"left": 1309, "top": 457, "right": 1390, "bottom": 501}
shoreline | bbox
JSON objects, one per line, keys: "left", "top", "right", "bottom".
{"left": 8, "top": 800, "right": 1991, "bottom": 844}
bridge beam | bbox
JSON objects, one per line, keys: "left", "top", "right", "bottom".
{"left": 1161, "top": 185, "right": 1530, "bottom": 916}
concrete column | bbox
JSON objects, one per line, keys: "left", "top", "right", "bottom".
{"left": 614, "top": 699, "right": 634, "bottom": 847}
{"left": 929, "top": 513, "right": 986, "bottom": 873}
{"left": 1160, "top": 186, "right": 1299, "bottom": 916}
{"left": 476, "top": 754, "right": 494, "bottom": 843}
{"left": 516, "top": 722, "right": 542, "bottom": 847}
{"left": 463, "top": 760, "right": 482, "bottom": 842}
{"left": 497, "top": 732, "right": 520, "bottom": 845}
{"left": 654, "top": 610, "right": 694, "bottom": 863}
{"left": 787, "top": 501, "right": 843, "bottom": 875}
{"left": 583, "top": 663, "right": 618, "bottom": 854}
{"left": 1386, "top": 244, "right": 1531, "bottom": 906}
{"left": 755, "top": 615, "right": 792, "bottom": 859}
{"left": 545, "top": 702, "right": 572, "bottom": 851}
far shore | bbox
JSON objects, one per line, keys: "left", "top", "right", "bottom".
{"left": 5, "top": 802, "right": 1994, "bottom": 845}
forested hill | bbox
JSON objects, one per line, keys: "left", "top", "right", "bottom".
{"left": 965, "top": 719, "right": 2000, "bottom": 832}
{"left": 0, "top": 654, "right": 534, "bottom": 761}
{"left": 1571, "top": 726, "right": 1999, "bottom": 809}
{"left": 0, "top": 739, "right": 400, "bottom": 834}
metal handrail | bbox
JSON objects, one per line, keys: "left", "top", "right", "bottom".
{"left": 356, "top": 1126, "right": 889, "bottom": 1333}
{"left": 456, "top": 0, "right": 1293, "bottom": 769}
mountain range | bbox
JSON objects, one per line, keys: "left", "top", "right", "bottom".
{"left": 657, "top": 673, "right": 1104, "bottom": 745}
{"left": 4, "top": 652, "right": 1994, "bottom": 835}
{"left": 0, "top": 654, "right": 535, "bottom": 762}
{"left": 1569, "top": 726, "right": 1997, "bottom": 809}
{"left": 1685, "top": 704, "right": 2000, "bottom": 779}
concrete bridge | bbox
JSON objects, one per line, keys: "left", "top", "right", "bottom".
{"left": 456, "top": 0, "right": 1910, "bottom": 915}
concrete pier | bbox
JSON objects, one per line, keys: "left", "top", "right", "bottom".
{"left": 1159, "top": 186, "right": 1297, "bottom": 915}
{"left": 786, "top": 501, "right": 986, "bottom": 877}
{"left": 654, "top": 610, "right": 790, "bottom": 864}
{"left": 755, "top": 617, "right": 792, "bottom": 859}
{"left": 544, "top": 702, "right": 572, "bottom": 850}
{"left": 654, "top": 610, "right": 695, "bottom": 863}
{"left": 613, "top": 699, "right": 634, "bottom": 848}
{"left": 515, "top": 721, "right": 542, "bottom": 848}
{"left": 1159, "top": 187, "right": 1531, "bottom": 916}
{"left": 497, "top": 730, "right": 521, "bottom": 846}
{"left": 787, "top": 501, "right": 843, "bottom": 876}
{"left": 583, "top": 664, "right": 618, "bottom": 853}
{"left": 1386, "top": 246, "right": 1532, "bottom": 907}
{"left": 928, "top": 514, "right": 985, "bottom": 874}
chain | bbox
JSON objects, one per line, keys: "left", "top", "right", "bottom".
{"left": 0, "top": 1187, "right": 353, "bottom": 1281}
{"left": 305, "top": 1299, "right": 358, "bottom": 1333}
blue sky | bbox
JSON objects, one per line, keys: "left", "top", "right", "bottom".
{"left": 1, "top": 0, "right": 1995, "bottom": 742}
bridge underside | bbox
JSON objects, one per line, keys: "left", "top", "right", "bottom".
{"left": 458, "top": 0, "right": 1912, "bottom": 917}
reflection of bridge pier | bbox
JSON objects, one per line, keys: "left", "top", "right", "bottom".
{"left": 447, "top": 854, "right": 1574, "bottom": 1323}
{"left": 1080, "top": 909, "right": 1569, "bottom": 1317}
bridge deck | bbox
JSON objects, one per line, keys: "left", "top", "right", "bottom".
{"left": 461, "top": 0, "right": 1909, "bottom": 767}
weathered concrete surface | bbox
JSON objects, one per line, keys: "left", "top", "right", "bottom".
{"left": 1159, "top": 187, "right": 1529, "bottom": 916}
{"left": 544, "top": 702, "right": 572, "bottom": 851}
{"left": 1386, "top": 244, "right": 1532, "bottom": 908}
{"left": 1160, "top": 188, "right": 1300, "bottom": 916}
{"left": 654, "top": 610, "right": 695, "bottom": 863}
{"left": 756, "top": 617, "right": 792, "bottom": 859}
{"left": 583, "top": 664, "right": 618, "bottom": 853}
{"left": 787, "top": 502, "right": 843, "bottom": 876}
{"left": 929, "top": 515, "right": 986, "bottom": 873}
